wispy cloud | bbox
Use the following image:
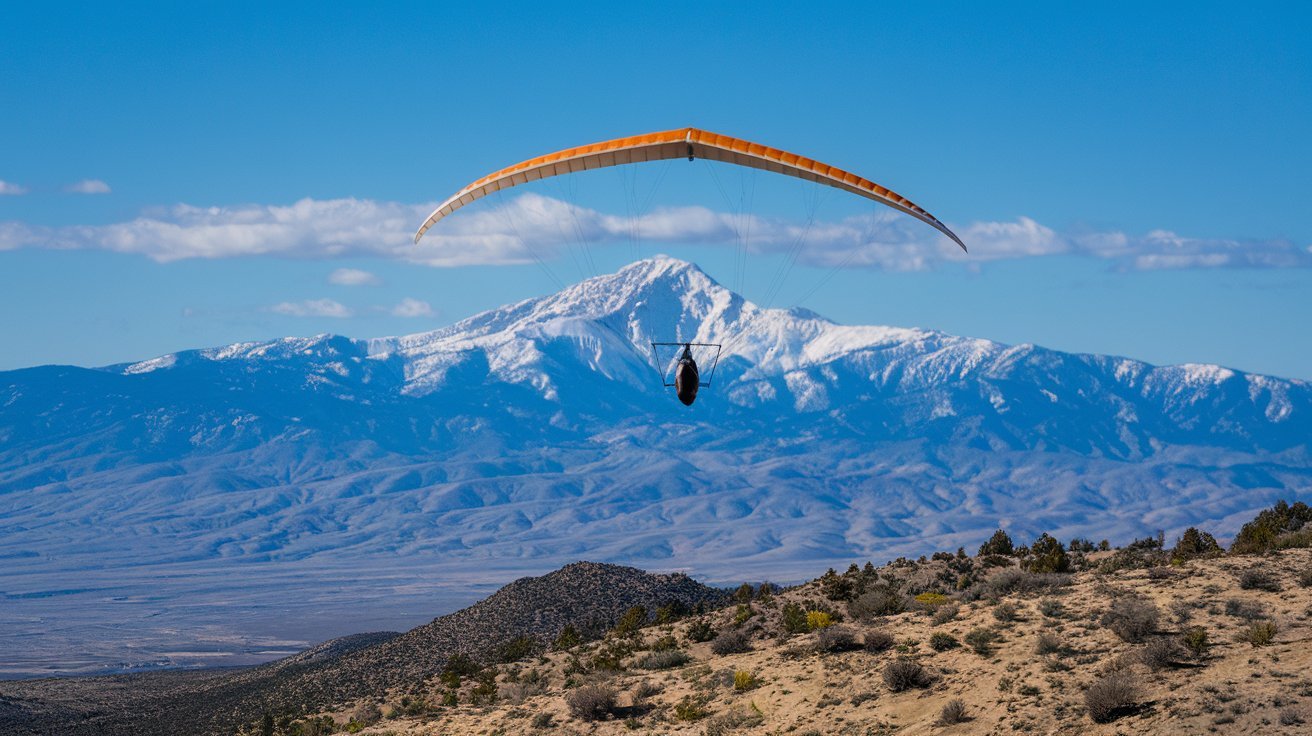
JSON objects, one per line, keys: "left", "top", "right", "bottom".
{"left": 0, "top": 180, "right": 28, "bottom": 196}
{"left": 391, "top": 297, "right": 434, "bottom": 318}
{"left": 268, "top": 298, "right": 353, "bottom": 318}
{"left": 328, "top": 267, "right": 382, "bottom": 286}
{"left": 0, "top": 193, "right": 1307, "bottom": 272}
{"left": 64, "top": 179, "right": 112, "bottom": 194}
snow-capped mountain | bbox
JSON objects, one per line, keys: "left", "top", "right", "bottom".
{"left": 2, "top": 256, "right": 1309, "bottom": 675}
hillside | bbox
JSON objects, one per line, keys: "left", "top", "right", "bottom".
{"left": 255, "top": 519, "right": 1312, "bottom": 736}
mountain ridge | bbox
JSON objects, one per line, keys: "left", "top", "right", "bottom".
{"left": 1, "top": 256, "right": 1308, "bottom": 676}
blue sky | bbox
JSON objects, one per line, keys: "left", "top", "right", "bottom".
{"left": 2, "top": 2, "right": 1309, "bottom": 378}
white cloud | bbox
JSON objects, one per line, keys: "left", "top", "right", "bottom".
{"left": 391, "top": 297, "right": 435, "bottom": 318}
{"left": 0, "top": 180, "right": 28, "bottom": 196}
{"left": 0, "top": 192, "right": 1306, "bottom": 272}
{"left": 64, "top": 179, "right": 111, "bottom": 194}
{"left": 268, "top": 298, "right": 353, "bottom": 318}
{"left": 328, "top": 267, "right": 382, "bottom": 286}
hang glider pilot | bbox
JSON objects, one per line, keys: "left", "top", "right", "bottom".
{"left": 675, "top": 344, "right": 700, "bottom": 406}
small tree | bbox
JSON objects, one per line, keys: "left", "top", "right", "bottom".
{"left": 819, "top": 568, "right": 856, "bottom": 601}
{"left": 553, "top": 624, "right": 582, "bottom": 651}
{"left": 612, "top": 605, "right": 648, "bottom": 637}
{"left": 1171, "top": 527, "right": 1222, "bottom": 562}
{"left": 1025, "top": 533, "right": 1071, "bottom": 573}
{"left": 979, "top": 529, "right": 1015, "bottom": 557}
{"left": 780, "top": 602, "right": 809, "bottom": 635}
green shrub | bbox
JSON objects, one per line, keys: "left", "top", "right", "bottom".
{"left": 494, "top": 635, "right": 542, "bottom": 663}
{"left": 732, "top": 604, "right": 755, "bottom": 626}
{"left": 673, "top": 695, "right": 709, "bottom": 721}
{"left": 1237, "top": 620, "right": 1278, "bottom": 647}
{"left": 733, "top": 670, "right": 761, "bottom": 691}
{"left": 806, "top": 610, "right": 834, "bottom": 630}
{"left": 929, "top": 632, "right": 959, "bottom": 651}
{"left": 686, "top": 618, "right": 715, "bottom": 643}
{"left": 1178, "top": 626, "right": 1209, "bottom": 659}
{"left": 913, "top": 592, "right": 950, "bottom": 608}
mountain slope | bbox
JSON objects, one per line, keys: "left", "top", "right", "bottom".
{"left": 1, "top": 257, "right": 1309, "bottom": 675}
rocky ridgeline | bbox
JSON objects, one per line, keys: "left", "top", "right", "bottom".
{"left": 0, "top": 562, "right": 727, "bottom": 736}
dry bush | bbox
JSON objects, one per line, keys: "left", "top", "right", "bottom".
{"left": 849, "top": 588, "right": 905, "bottom": 619}
{"left": 1280, "top": 707, "right": 1306, "bottom": 726}
{"left": 1138, "top": 636, "right": 1183, "bottom": 670}
{"left": 1298, "top": 567, "right": 1312, "bottom": 588}
{"left": 1035, "top": 631, "right": 1064, "bottom": 656}
{"left": 710, "top": 628, "right": 751, "bottom": 655}
{"left": 1084, "top": 669, "right": 1140, "bottom": 723}
{"left": 1100, "top": 597, "right": 1159, "bottom": 643}
{"left": 566, "top": 684, "right": 617, "bottom": 722}
{"left": 631, "top": 680, "right": 662, "bottom": 701}
{"left": 980, "top": 568, "right": 1071, "bottom": 598}
{"left": 965, "top": 627, "right": 1001, "bottom": 656}
{"left": 635, "top": 649, "right": 690, "bottom": 670}
{"left": 499, "top": 680, "right": 545, "bottom": 704}
{"left": 1224, "top": 598, "right": 1265, "bottom": 620}
{"left": 929, "top": 632, "right": 960, "bottom": 651}
{"left": 816, "top": 625, "right": 859, "bottom": 653}
{"left": 702, "top": 708, "right": 765, "bottom": 735}
{"left": 863, "top": 629, "right": 895, "bottom": 652}
{"left": 931, "top": 602, "right": 960, "bottom": 625}
{"left": 938, "top": 699, "right": 969, "bottom": 724}
{"left": 1038, "top": 598, "right": 1065, "bottom": 618}
{"left": 1238, "top": 568, "right": 1281, "bottom": 592}
{"left": 350, "top": 702, "right": 382, "bottom": 727}
{"left": 882, "top": 658, "right": 934, "bottom": 691}
{"left": 993, "top": 601, "right": 1020, "bottom": 622}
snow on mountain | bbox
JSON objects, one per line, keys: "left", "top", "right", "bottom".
{"left": 1, "top": 256, "right": 1309, "bottom": 675}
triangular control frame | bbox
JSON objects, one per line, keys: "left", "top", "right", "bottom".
{"left": 650, "top": 342, "right": 722, "bottom": 388}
